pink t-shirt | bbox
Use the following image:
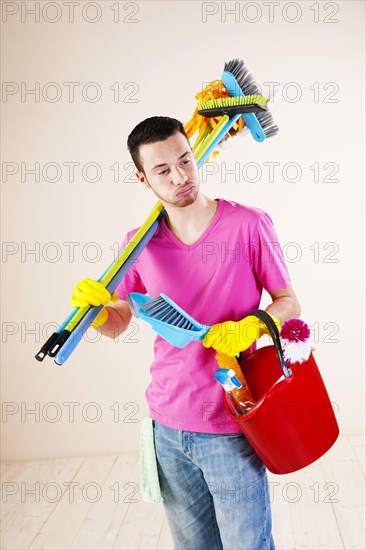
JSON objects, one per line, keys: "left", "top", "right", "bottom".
{"left": 115, "top": 198, "right": 291, "bottom": 433}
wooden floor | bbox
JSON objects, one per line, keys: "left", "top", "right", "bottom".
{"left": 1, "top": 434, "right": 364, "bottom": 550}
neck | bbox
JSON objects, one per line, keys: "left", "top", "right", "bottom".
{"left": 163, "top": 194, "right": 218, "bottom": 243}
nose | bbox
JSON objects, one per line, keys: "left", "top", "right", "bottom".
{"left": 170, "top": 165, "right": 188, "bottom": 186}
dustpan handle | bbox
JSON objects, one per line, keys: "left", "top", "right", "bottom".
{"left": 243, "top": 309, "right": 293, "bottom": 378}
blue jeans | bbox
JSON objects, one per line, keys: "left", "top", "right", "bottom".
{"left": 153, "top": 420, "right": 275, "bottom": 550}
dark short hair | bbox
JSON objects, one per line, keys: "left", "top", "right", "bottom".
{"left": 127, "top": 116, "right": 190, "bottom": 173}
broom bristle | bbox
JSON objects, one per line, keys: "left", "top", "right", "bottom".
{"left": 197, "top": 94, "right": 267, "bottom": 111}
{"left": 141, "top": 296, "right": 194, "bottom": 330}
{"left": 224, "top": 58, "right": 279, "bottom": 138}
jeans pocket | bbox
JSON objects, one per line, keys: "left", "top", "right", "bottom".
{"left": 219, "top": 432, "right": 244, "bottom": 438}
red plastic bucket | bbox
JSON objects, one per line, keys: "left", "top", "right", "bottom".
{"left": 225, "top": 311, "right": 340, "bottom": 475}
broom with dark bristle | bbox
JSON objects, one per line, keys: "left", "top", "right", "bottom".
{"left": 222, "top": 58, "right": 279, "bottom": 141}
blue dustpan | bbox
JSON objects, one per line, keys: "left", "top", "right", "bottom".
{"left": 126, "top": 292, "right": 211, "bottom": 348}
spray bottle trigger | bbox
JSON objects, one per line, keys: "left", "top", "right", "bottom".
{"left": 227, "top": 368, "right": 242, "bottom": 388}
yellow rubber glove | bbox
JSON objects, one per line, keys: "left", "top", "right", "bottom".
{"left": 202, "top": 314, "right": 281, "bottom": 357}
{"left": 70, "top": 278, "right": 119, "bottom": 328}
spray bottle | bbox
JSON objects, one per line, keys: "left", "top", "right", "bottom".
{"left": 214, "top": 368, "right": 255, "bottom": 416}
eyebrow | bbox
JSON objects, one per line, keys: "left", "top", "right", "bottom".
{"left": 151, "top": 151, "right": 191, "bottom": 171}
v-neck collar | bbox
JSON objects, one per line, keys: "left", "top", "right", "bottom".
{"left": 161, "top": 198, "right": 224, "bottom": 250}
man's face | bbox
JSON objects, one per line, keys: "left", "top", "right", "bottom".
{"left": 136, "top": 132, "right": 200, "bottom": 208}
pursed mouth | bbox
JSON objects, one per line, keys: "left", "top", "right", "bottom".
{"left": 176, "top": 185, "right": 194, "bottom": 196}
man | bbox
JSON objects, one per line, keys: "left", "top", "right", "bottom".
{"left": 72, "top": 116, "right": 300, "bottom": 549}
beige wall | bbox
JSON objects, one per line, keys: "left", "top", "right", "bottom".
{"left": 1, "top": 0, "right": 365, "bottom": 461}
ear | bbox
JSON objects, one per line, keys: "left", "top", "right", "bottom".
{"left": 135, "top": 171, "right": 150, "bottom": 188}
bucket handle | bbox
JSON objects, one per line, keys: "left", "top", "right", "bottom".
{"left": 241, "top": 309, "right": 293, "bottom": 378}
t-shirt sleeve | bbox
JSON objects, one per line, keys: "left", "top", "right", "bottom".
{"left": 113, "top": 230, "right": 147, "bottom": 301}
{"left": 251, "top": 211, "right": 291, "bottom": 291}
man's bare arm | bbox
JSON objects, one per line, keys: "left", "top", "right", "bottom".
{"left": 265, "top": 285, "right": 301, "bottom": 325}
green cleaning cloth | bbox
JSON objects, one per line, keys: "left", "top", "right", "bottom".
{"left": 139, "top": 417, "right": 163, "bottom": 503}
